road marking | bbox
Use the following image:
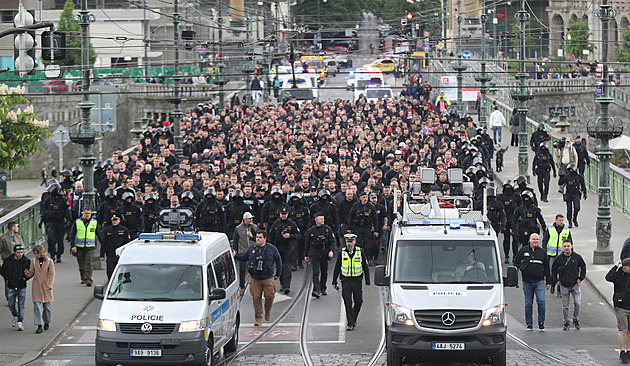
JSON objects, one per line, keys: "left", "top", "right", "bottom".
{"left": 42, "top": 361, "right": 73, "bottom": 365}
{"left": 54, "top": 344, "right": 95, "bottom": 347}
{"left": 76, "top": 326, "right": 96, "bottom": 330}
{"left": 338, "top": 298, "right": 346, "bottom": 343}
{"left": 242, "top": 322, "right": 342, "bottom": 327}
{"left": 238, "top": 340, "right": 344, "bottom": 344}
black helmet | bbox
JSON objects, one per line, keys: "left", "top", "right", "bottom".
{"left": 61, "top": 170, "right": 72, "bottom": 178}
{"left": 182, "top": 191, "right": 195, "bottom": 200}
{"left": 122, "top": 192, "right": 135, "bottom": 201}
{"left": 515, "top": 175, "right": 527, "bottom": 184}
{"left": 204, "top": 188, "right": 216, "bottom": 196}
{"left": 47, "top": 178, "right": 59, "bottom": 187}
{"left": 503, "top": 179, "right": 514, "bottom": 187}
{"left": 95, "top": 160, "right": 104, "bottom": 169}
{"left": 232, "top": 189, "right": 244, "bottom": 198}
{"left": 567, "top": 163, "right": 578, "bottom": 172}
{"left": 144, "top": 193, "right": 157, "bottom": 202}
{"left": 104, "top": 159, "right": 114, "bottom": 168}
{"left": 318, "top": 189, "right": 330, "bottom": 198}
{"left": 537, "top": 123, "right": 545, "bottom": 131}
{"left": 105, "top": 187, "right": 116, "bottom": 197}
{"left": 47, "top": 182, "right": 61, "bottom": 192}
{"left": 271, "top": 187, "right": 282, "bottom": 196}
{"left": 521, "top": 190, "right": 534, "bottom": 200}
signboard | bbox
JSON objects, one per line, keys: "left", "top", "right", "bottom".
{"left": 596, "top": 82, "right": 604, "bottom": 95}
{"left": 462, "top": 50, "right": 472, "bottom": 59}
{"left": 496, "top": 10, "right": 506, "bottom": 21}
{"left": 596, "top": 64, "right": 604, "bottom": 79}
{"left": 437, "top": 42, "right": 444, "bottom": 50}
{"left": 196, "top": 46, "right": 206, "bottom": 55}
{"left": 395, "top": 46, "right": 410, "bottom": 53}
{"left": 52, "top": 124, "right": 70, "bottom": 148}
{"left": 440, "top": 76, "right": 478, "bottom": 102}
{"left": 89, "top": 85, "right": 117, "bottom": 133}
{"left": 424, "top": 31, "right": 430, "bottom": 37}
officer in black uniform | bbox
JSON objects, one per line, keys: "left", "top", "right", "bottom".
{"left": 268, "top": 207, "right": 300, "bottom": 294}
{"left": 261, "top": 188, "right": 286, "bottom": 231}
{"left": 558, "top": 163, "right": 587, "bottom": 228}
{"left": 59, "top": 170, "right": 74, "bottom": 197}
{"left": 332, "top": 233, "right": 370, "bottom": 331}
{"left": 496, "top": 180, "right": 521, "bottom": 263}
{"left": 573, "top": 135, "right": 590, "bottom": 176}
{"left": 473, "top": 186, "right": 506, "bottom": 234}
{"left": 180, "top": 191, "right": 197, "bottom": 209}
{"left": 309, "top": 189, "right": 340, "bottom": 239}
{"left": 142, "top": 193, "right": 160, "bottom": 232}
{"left": 96, "top": 187, "right": 120, "bottom": 236}
{"left": 100, "top": 215, "right": 130, "bottom": 279}
{"left": 532, "top": 142, "right": 557, "bottom": 202}
{"left": 194, "top": 188, "right": 227, "bottom": 233}
{"left": 514, "top": 175, "right": 538, "bottom": 206}
{"left": 225, "top": 189, "right": 252, "bottom": 241}
{"left": 304, "top": 213, "right": 335, "bottom": 298}
{"left": 530, "top": 123, "right": 550, "bottom": 153}
{"left": 116, "top": 192, "right": 144, "bottom": 240}
{"left": 512, "top": 191, "right": 546, "bottom": 247}
{"left": 42, "top": 182, "right": 70, "bottom": 263}
{"left": 348, "top": 191, "right": 379, "bottom": 265}
{"left": 289, "top": 192, "right": 311, "bottom": 270}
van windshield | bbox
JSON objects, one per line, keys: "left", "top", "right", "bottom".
{"left": 356, "top": 78, "right": 382, "bottom": 89}
{"left": 393, "top": 240, "right": 499, "bottom": 284}
{"left": 366, "top": 89, "right": 393, "bottom": 99}
{"left": 107, "top": 264, "right": 203, "bottom": 301}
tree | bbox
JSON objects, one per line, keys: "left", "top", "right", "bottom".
{"left": 565, "top": 19, "right": 595, "bottom": 58}
{"left": 54, "top": 0, "right": 96, "bottom": 67}
{"left": 0, "top": 85, "right": 52, "bottom": 170}
{"left": 616, "top": 28, "right": 630, "bottom": 62}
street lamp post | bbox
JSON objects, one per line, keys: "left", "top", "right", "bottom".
{"left": 511, "top": 0, "right": 534, "bottom": 177}
{"left": 168, "top": 0, "right": 183, "bottom": 158}
{"left": 588, "top": 0, "right": 622, "bottom": 264}
{"left": 475, "top": 2, "right": 492, "bottom": 128}
{"left": 452, "top": 0, "right": 467, "bottom": 108}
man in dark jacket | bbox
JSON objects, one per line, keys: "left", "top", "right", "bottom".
{"left": 268, "top": 207, "right": 300, "bottom": 294}
{"left": 606, "top": 258, "right": 630, "bottom": 363}
{"left": 514, "top": 233, "right": 551, "bottom": 331}
{"left": 100, "top": 216, "right": 130, "bottom": 280}
{"left": 304, "top": 213, "right": 335, "bottom": 298}
{"left": 0, "top": 244, "right": 31, "bottom": 331}
{"left": 551, "top": 240, "right": 586, "bottom": 331}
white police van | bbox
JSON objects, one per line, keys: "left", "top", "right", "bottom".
{"left": 94, "top": 208, "right": 239, "bottom": 365}
{"left": 375, "top": 174, "right": 518, "bottom": 366}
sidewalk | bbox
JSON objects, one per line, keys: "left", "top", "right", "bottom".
{"left": 493, "top": 125, "right": 630, "bottom": 308}
{"left": 5, "top": 179, "right": 45, "bottom": 199}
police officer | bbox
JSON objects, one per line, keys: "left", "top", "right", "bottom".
{"left": 542, "top": 214, "right": 572, "bottom": 296}
{"left": 59, "top": 170, "right": 74, "bottom": 197}
{"left": 348, "top": 191, "right": 379, "bottom": 265}
{"left": 116, "top": 192, "right": 144, "bottom": 240}
{"left": 473, "top": 185, "right": 506, "bottom": 234}
{"left": 574, "top": 135, "right": 590, "bottom": 176}
{"left": 142, "top": 193, "right": 160, "bottom": 232}
{"left": 268, "top": 207, "right": 300, "bottom": 294}
{"left": 332, "top": 233, "right": 370, "bottom": 331}
{"left": 41, "top": 182, "right": 70, "bottom": 263}
{"left": 194, "top": 188, "right": 227, "bottom": 233}
{"left": 514, "top": 175, "right": 538, "bottom": 206}
{"left": 289, "top": 192, "right": 311, "bottom": 270}
{"left": 530, "top": 123, "right": 550, "bottom": 153}
{"left": 309, "top": 189, "right": 340, "bottom": 239}
{"left": 532, "top": 142, "right": 557, "bottom": 202}
{"left": 69, "top": 208, "right": 98, "bottom": 286}
{"left": 558, "top": 163, "right": 587, "bottom": 228}
{"left": 180, "top": 191, "right": 197, "bottom": 209}
{"left": 96, "top": 187, "right": 121, "bottom": 233}
{"left": 304, "top": 213, "right": 335, "bottom": 298}
{"left": 225, "top": 189, "right": 252, "bottom": 241}
{"left": 497, "top": 180, "right": 521, "bottom": 263}
{"left": 512, "top": 191, "right": 546, "bottom": 247}
{"left": 261, "top": 188, "right": 287, "bottom": 230}
{"left": 100, "top": 215, "right": 130, "bottom": 280}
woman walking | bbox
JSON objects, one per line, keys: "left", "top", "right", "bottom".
{"left": 27, "top": 245, "right": 55, "bottom": 334}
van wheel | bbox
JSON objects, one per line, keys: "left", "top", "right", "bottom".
{"left": 387, "top": 345, "right": 402, "bottom": 366}
{"left": 202, "top": 339, "right": 215, "bottom": 366}
{"left": 224, "top": 318, "right": 239, "bottom": 352}
{"left": 490, "top": 348, "right": 507, "bottom": 366}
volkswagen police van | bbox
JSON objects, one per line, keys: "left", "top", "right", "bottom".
{"left": 93, "top": 208, "right": 239, "bottom": 365}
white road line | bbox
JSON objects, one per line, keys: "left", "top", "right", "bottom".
{"left": 41, "top": 361, "right": 73, "bottom": 365}
{"left": 242, "top": 322, "right": 342, "bottom": 327}
{"left": 338, "top": 297, "right": 346, "bottom": 343}
{"left": 54, "top": 344, "right": 95, "bottom": 347}
{"left": 239, "top": 340, "right": 344, "bottom": 344}
{"left": 76, "top": 326, "right": 96, "bottom": 330}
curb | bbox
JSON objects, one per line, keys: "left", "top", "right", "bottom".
{"left": 584, "top": 275, "right": 614, "bottom": 310}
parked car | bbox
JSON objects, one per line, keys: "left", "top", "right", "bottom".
{"left": 335, "top": 56, "right": 353, "bottom": 68}
{"left": 44, "top": 80, "right": 69, "bottom": 93}
{"left": 322, "top": 45, "right": 349, "bottom": 53}
{"left": 370, "top": 58, "right": 397, "bottom": 73}
{"left": 325, "top": 59, "right": 339, "bottom": 77}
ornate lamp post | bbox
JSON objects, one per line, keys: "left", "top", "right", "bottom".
{"left": 588, "top": 0, "right": 623, "bottom": 264}
{"left": 511, "top": 0, "right": 534, "bottom": 177}
{"left": 167, "top": 0, "right": 183, "bottom": 158}
{"left": 475, "top": 3, "right": 492, "bottom": 128}
{"left": 452, "top": 0, "right": 467, "bottom": 108}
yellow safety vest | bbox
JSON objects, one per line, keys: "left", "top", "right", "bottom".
{"left": 546, "top": 225, "right": 570, "bottom": 257}
{"left": 341, "top": 247, "right": 363, "bottom": 277}
{"left": 75, "top": 219, "right": 98, "bottom": 248}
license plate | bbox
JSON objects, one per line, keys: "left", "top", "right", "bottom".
{"left": 432, "top": 342, "right": 465, "bottom": 350}
{"left": 130, "top": 349, "right": 162, "bottom": 357}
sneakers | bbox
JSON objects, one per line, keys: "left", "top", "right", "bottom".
{"left": 557, "top": 291, "right": 562, "bottom": 298}
{"left": 621, "top": 350, "right": 629, "bottom": 364}
{"left": 538, "top": 322, "right": 545, "bottom": 331}
{"left": 283, "top": 288, "right": 290, "bottom": 295}
{"left": 573, "top": 319, "right": 581, "bottom": 330}
{"left": 86, "top": 280, "right": 93, "bottom": 287}
{"left": 80, "top": 280, "right": 85, "bottom": 285}
{"left": 17, "top": 322, "right": 24, "bottom": 331}
{"left": 312, "top": 291, "right": 321, "bottom": 298}
{"left": 550, "top": 286, "right": 555, "bottom": 295}
{"left": 346, "top": 324, "right": 355, "bottom": 331}
{"left": 11, "top": 316, "right": 17, "bottom": 327}
{"left": 563, "top": 323, "right": 570, "bottom": 331}
{"left": 526, "top": 325, "right": 533, "bottom": 331}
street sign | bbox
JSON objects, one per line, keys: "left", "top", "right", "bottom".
{"left": 424, "top": 31, "right": 430, "bottom": 37}
{"left": 462, "top": 50, "right": 472, "bottom": 59}
{"left": 596, "top": 82, "right": 604, "bottom": 95}
{"left": 52, "top": 125, "right": 70, "bottom": 148}
{"left": 596, "top": 64, "right": 604, "bottom": 79}
{"left": 89, "top": 85, "right": 117, "bottom": 133}
{"left": 196, "top": 46, "right": 206, "bottom": 55}
{"left": 437, "top": 42, "right": 444, "bottom": 50}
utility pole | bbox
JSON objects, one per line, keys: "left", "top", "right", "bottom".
{"left": 143, "top": 0, "right": 148, "bottom": 80}
{"left": 511, "top": 0, "right": 534, "bottom": 177}
{"left": 588, "top": 0, "right": 622, "bottom": 264}
{"left": 475, "top": 1, "right": 492, "bottom": 128}
{"left": 492, "top": 9, "right": 497, "bottom": 60}
{"left": 452, "top": 0, "right": 467, "bottom": 109}
{"left": 69, "top": 0, "right": 96, "bottom": 211}
{"left": 170, "top": 0, "right": 183, "bottom": 157}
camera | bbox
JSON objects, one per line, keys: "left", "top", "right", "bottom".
{"left": 553, "top": 138, "right": 565, "bottom": 149}
{"left": 255, "top": 256, "right": 264, "bottom": 272}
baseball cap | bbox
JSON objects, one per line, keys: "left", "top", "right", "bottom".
{"left": 243, "top": 212, "right": 254, "bottom": 219}
{"left": 13, "top": 244, "right": 24, "bottom": 251}
{"left": 113, "top": 169, "right": 120, "bottom": 173}
{"left": 280, "top": 207, "right": 289, "bottom": 214}
{"left": 203, "top": 149, "right": 211, "bottom": 154}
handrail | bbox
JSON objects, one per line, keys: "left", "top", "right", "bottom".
{"left": 0, "top": 198, "right": 46, "bottom": 252}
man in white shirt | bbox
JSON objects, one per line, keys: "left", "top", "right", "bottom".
{"left": 489, "top": 106, "right": 506, "bottom": 145}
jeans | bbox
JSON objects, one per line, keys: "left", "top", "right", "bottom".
{"left": 522, "top": 280, "right": 546, "bottom": 326}
{"left": 33, "top": 302, "right": 52, "bottom": 326}
{"left": 548, "top": 256, "right": 561, "bottom": 292}
{"left": 8, "top": 288, "right": 26, "bottom": 322}
{"left": 382, "top": 229, "right": 390, "bottom": 248}
{"left": 560, "top": 284, "right": 581, "bottom": 323}
{"left": 492, "top": 126, "right": 502, "bottom": 144}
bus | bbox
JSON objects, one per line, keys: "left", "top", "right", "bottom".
{"left": 300, "top": 56, "right": 326, "bottom": 83}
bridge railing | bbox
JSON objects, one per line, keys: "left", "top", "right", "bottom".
{"left": 0, "top": 198, "right": 46, "bottom": 252}
{"left": 127, "top": 82, "right": 219, "bottom": 98}
{"left": 488, "top": 96, "right": 630, "bottom": 216}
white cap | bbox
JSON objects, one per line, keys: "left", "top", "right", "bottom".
{"left": 243, "top": 212, "right": 254, "bottom": 219}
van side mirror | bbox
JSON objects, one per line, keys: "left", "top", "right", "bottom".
{"left": 94, "top": 285, "right": 105, "bottom": 300}
{"left": 374, "top": 265, "right": 389, "bottom": 286}
{"left": 503, "top": 266, "right": 518, "bottom": 287}
{"left": 208, "top": 288, "right": 226, "bottom": 302}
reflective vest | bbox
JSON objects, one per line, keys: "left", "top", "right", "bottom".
{"left": 546, "top": 225, "right": 570, "bottom": 257}
{"left": 75, "top": 219, "right": 97, "bottom": 248}
{"left": 340, "top": 247, "right": 363, "bottom": 277}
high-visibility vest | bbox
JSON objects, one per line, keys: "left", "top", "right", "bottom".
{"left": 75, "top": 219, "right": 98, "bottom": 248}
{"left": 341, "top": 247, "right": 363, "bottom": 277}
{"left": 546, "top": 225, "right": 570, "bottom": 257}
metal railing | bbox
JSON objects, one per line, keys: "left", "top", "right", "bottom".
{"left": 0, "top": 198, "right": 46, "bottom": 252}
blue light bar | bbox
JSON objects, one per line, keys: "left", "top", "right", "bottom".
{"left": 176, "top": 234, "right": 201, "bottom": 241}
{"left": 138, "top": 233, "right": 201, "bottom": 241}
{"left": 412, "top": 219, "right": 482, "bottom": 226}
{"left": 138, "top": 234, "right": 163, "bottom": 240}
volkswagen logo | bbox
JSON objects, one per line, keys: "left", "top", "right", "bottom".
{"left": 441, "top": 312, "right": 456, "bottom": 326}
{"left": 141, "top": 323, "right": 153, "bottom": 334}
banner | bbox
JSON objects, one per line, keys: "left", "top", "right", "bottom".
{"left": 440, "top": 76, "right": 478, "bottom": 102}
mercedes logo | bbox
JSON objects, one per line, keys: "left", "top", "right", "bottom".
{"left": 441, "top": 312, "right": 456, "bottom": 326}
{"left": 141, "top": 323, "right": 153, "bottom": 334}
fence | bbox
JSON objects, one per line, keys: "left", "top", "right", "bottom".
{"left": 0, "top": 198, "right": 46, "bottom": 252}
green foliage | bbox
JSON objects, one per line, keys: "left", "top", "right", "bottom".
{"left": 296, "top": 0, "right": 365, "bottom": 32}
{"left": 565, "top": 19, "right": 595, "bottom": 58}
{"left": 509, "top": 21, "right": 537, "bottom": 52}
{"left": 54, "top": 0, "right": 96, "bottom": 67}
{"left": 616, "top": 28, "right": 630, "bottom": 62}
{"left": 0, "top": 84, "right": 53, "bottom": 171}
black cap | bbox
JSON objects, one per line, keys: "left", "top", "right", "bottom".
{"left": 280, "top": 207, "right": 289, "bottom": 214}
{"left": 359, "top": 191, "right": 368, "bottom": 197}
{"left": 111, "top": 215, "right": 121, "bottom": 221}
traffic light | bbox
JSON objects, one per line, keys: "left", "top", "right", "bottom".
{"left": 13, "top": 4, "right": 36, "bottom": 76}
{"left": 41, "top": 31, "right": 66, "bottom": 61}
{"left": 406, "top": 12, "right": 413, "bottom": 21}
